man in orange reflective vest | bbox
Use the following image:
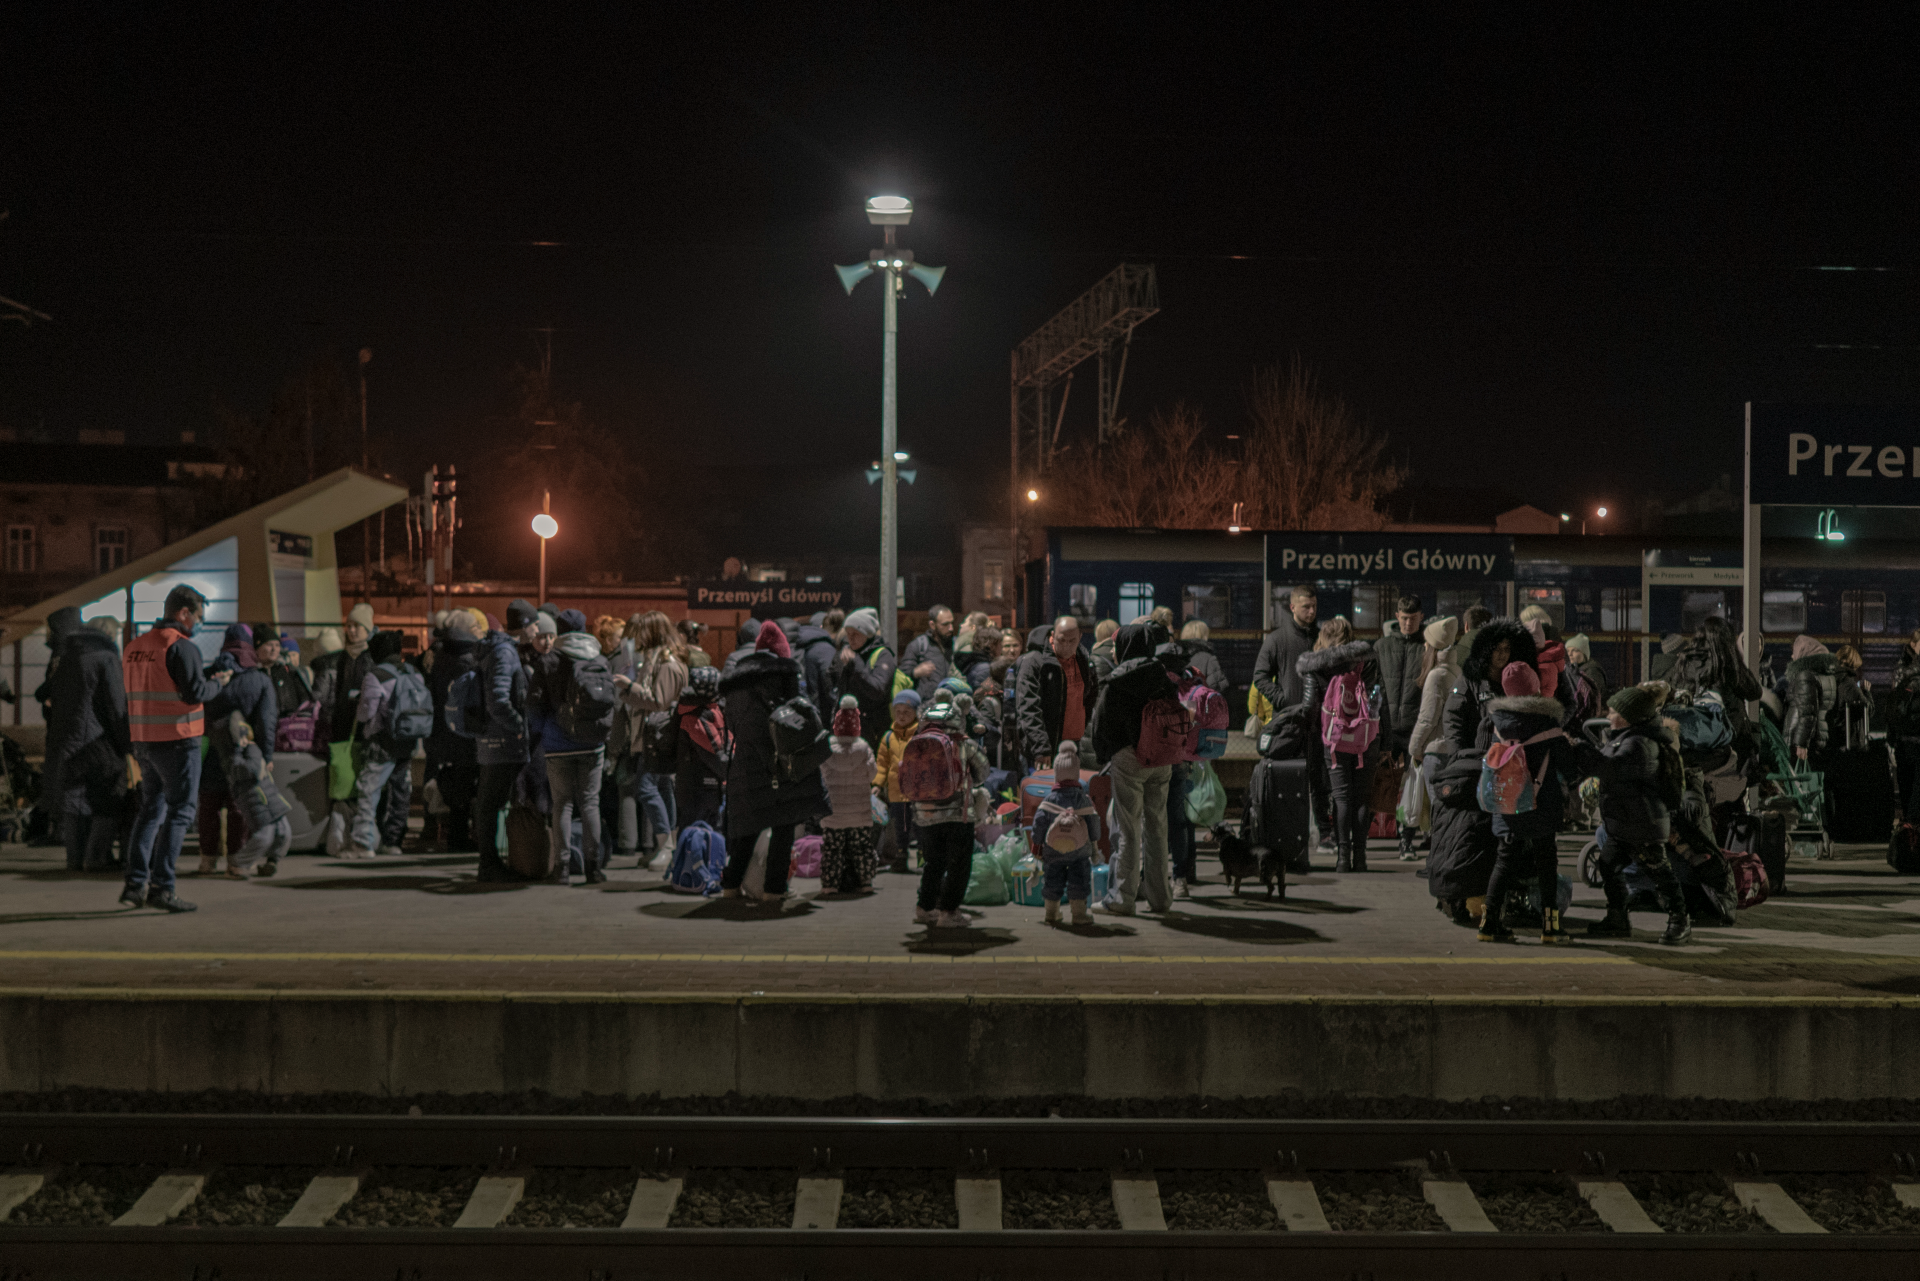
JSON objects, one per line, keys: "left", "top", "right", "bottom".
{"left": 121, "top": 584, "right": 230, "bottom": 912}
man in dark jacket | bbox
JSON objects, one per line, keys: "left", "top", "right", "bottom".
{"left": 43, "top": 612, "right": 130, "bottom": 872}
{"left": 791, "top": 617, "right": 841, "bottom": 722}
{"left": 473, "top": 599, "right": 537, "bottom": 881}
{"left": 1015, "top": 617, "right": 1097, "bottom": 769}
{"left": 1373, "top": 594, "right": 1426, "bottom": 857}
{"left": 1090, "top": 620, "right": 1179, "bottom": 915}
{"left": 425, "top": 610, "right": 482, "bottom": 851}
{"left": 1253, "top": 585, "right": 1320, "bottom": 711}
{"left": 833, "top": 607, "right": 897, "bottom": 748}
{"left": 720, "top": 618, "right": 761, "bottom": 680}
{"left": 899, "top": 605, "right": 956, "bottom": 700}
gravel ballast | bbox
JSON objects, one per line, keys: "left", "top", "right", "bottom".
{"left": 1781, "top": 1173, "right": 1920, "bottom": 1233}
{"left": 329, "top": 1168, "right": 480, "bottom": 1228}
{"left": 1467, "top": 1172, "right": 1606, "bottom": 1233}
{"left": 502, "top": 1168, "right": 638, "bottom": 1228}
{"left": 1314, "top": 1170, "right": 1447, "bottom": 1232}
{"left": 1001, "top": 1170, "right": 1121, "bottom": 1230}
{"left": 171, "top": 1166, "right": 310, "bottom": 1227}
{"left": 3, "top": 1165, "right": 158, "bottom": 1226}
{"left": 839, "top": 1169, "right": 959, "bottom": 1228}
{"left": 1159, "top": 1170, "right": 1280, "bottom": 1230}
{"left": 1622, "top": 1172, "right": 1772, "bottom": 1233}
{"left": 668, "top": 1168, "right": 796, "bottom": 1228}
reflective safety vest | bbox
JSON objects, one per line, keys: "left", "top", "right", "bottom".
{"left": 124, "top": 626, "right": 203, "bottom": 742}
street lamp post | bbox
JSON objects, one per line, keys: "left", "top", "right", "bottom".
{"left": 837, "top": 196, "right": 944, "bottom": 653}
{"left": 531, "top": 491, "right": 557, "bottom": 606}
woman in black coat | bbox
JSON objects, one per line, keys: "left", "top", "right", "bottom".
{"left": 43, "top": 616, "right": 130, "bottom": 872}
{"left": 718, "top": 621, "right": 827, "bottom": 899}
{"left": 1296, "top": 618, "right": 1390, "bottom": 873}
{"left": 1441, "top": 620, "right": 1537, "bottom": 755}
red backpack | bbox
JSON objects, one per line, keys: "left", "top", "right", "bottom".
{"left": 678, "top": 701, "right": 731, "bottom": 770}
{"left": 900, "top": 726, "right": 965, "bottom": 801}
{"left": 1136, "top": 696, "right": 1193, "bottom": 768}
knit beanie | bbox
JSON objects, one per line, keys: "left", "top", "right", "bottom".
{"left": 1053, "top": 740, "right": 1081, "bottom": 786}
{"left": 251, "top": 623, "right": 279, "bottom": 647}
{"left": 831, "top": 694, "right": 863, "bottom": 738}
{"left": 347, "top": 602, "right": 375, "bottom": 633}
{"left": 556, "top": 608, "right": 588, "bottom": 635}
{"left": 506, "top": 599, "right": 539, "bottom": 631}
{"left": 1609, "top": 683, "right": 1663, "bottom": 725}
{"left": 892, "top": 688, "right": 921, "bottom": 709}
{"left": 1565, "top": 632, "right": 1591, "bottom": 659}
{"left": 532, "top": 613, "right": 557, "bottom": 637}
{"left": 754, "top": 618, "right": 791, "bottom": 658}
{"left": 1422, "top": 615, "right": 1459, "bottom": 651}
{"left": 1499, "top": 661, "right": 1541, "bottom": 698}
{"left": 844, "top": 607, "right": 880, "bottom": 640}
{"left": 315, "top": 627, "right": 344, "bottom": 654}
{"left": 279, "top": 631, "right": 298, "bottom": 653}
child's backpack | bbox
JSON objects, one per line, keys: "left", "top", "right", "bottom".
{"left": 376, "top": 663, "right": 435, "bottom": 740}
{"left": 1136, "top": 696, "right": 1193, "bottom": 768}
{"left": 901, "top": 725, "right": 965, "bottom": 801}
{"left": 1477, "top": 729, "right": 1566, "bottom": 815}
{"left": 276, "top": 700, "right": 319, "bottom": 754}
{"left": 678, "top": 698, "right": 732, "bottom": 773}
{"left": 1177, "top": 676, "right": 1229, "bottom": 760}
{"left": 557, "top": 651, "right": 619, "bottom": 746}
{"left": 445, "top": 667, "right": 485, "bottom": 739}
{"left": 665, "top": 821, "right": 727, "bottom": 895}
{"left": 768, "top": 696, "right": 833, "bottom": 785}
{"left": 1036, "top": 795, "right": 1091, "bottom": 854}
{"left": 1320, "top": 671, "right": 1379, "bottom": 758}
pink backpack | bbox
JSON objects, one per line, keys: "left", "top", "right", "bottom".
{"left": 1476, "top": 729, "right": 1566, "bottom": 815}
{"left": 276, "top": 700, "right": 319, "bottom": 754}
{"left": 1177, "top": 677, "right": 1229, "bottom": 761}
{"left": 1319, "top": 671, "right": 1378, "bottom": 758}
{"left": 900, "top": 727, "right": 964, "bottom": 801}
{"left": 1724, "top": 846, "right": 1770, "bottom": 909}
{"left": 1136, "top": 697, "right": 1193, "bottom": 768}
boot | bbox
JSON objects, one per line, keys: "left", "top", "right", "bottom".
{"left": 1070, "top": 899, "right": 1091, "bottom": 925}
{"left": 1476, "top": 899, "right": 1515, "bottom": 944}
{"left": 1585, "top": 873, "right": 1633, "bottom": 938}
{"left": 1398, "top": 828, "right": 1418, "bottom": 861}
{"left": 1351, "top": 846, "right": 1368, "bottom": 873}
{"left": 1334, "top": 851, "right": 1351, "bottom": 874}
{"left": 1658, "top": 890, "right": 1693, "bottom": 946}
{"left": 1044, "top": 899, "right": 1061, "bottom": 924}
{"left": 1540, "top": 906, "right": 1572, "bottom": 945}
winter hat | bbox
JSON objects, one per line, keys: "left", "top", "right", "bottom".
{"left": 1499, "top": 661, "right": 1541, "bottom": 698}
{"left": 539, "top": 602, "right": 559, "bottom": 619}
{"left": 532, "top": 613, "right": 557, "bottom": 637}
{"left": 1422, "top": 615, "right": 1459, "bottom": 651}
{"left": 506, "top": 599, "right": 539, "bottom": 630}
{"left": 810, "top": 612, "right": 827, "bottom": 627}
{"left": 482, "top": 612, "right": 503, "bottom": 633}
{"left": 1610, "top": 683, "right": 1664, "bottom": 725}
{"left": 892, "top": 688, "right": 922, "bottom": 709}
{"left": 369, "top": 630, "right": 406, "bottom": 663}
{"left": 844, "top": 607, "right": 880, "bottom": 640}
{"left": 556, "top": 608, "right": 588, "bottom": 635}
{"left": 1053, "top": 740, "right": 1081, "bottom": 786}
{"left": 221, "top": 623, "right": 259, "bottom": 667}
{"left": 430, "top": 609, "right": 450, "bottom": 631}
{"left": 251, "top": 623, "right": 279, "bottom": 647}
{"left": 831, "top": 694, "right": 862, "bottom": 738}
{"left": 1565, "top": 633, "right": 1592, "bottom": 659}
{"left": 1791, "top": 634, "right": 1829, "bottom": 661}
{"left": 754, "top": 618, "right": 791, "bottom": 658}
{"left": 315, "top": 627, "right": 344, "bottom": 655}
{"left": 445, "top": 610, "right": 479, "bottom": 640}
{"left": 346, "top": 602, "right": 375, "bottom": 633}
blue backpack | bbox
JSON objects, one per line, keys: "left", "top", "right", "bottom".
{"left": 1666, "top": 693, "right": 1732, "bottom": 764}
{"left": 444, "top": 667, "right": 485, "bottom": 739}
{"left": 666, "top": 822, "right": 727, "bottom": 896}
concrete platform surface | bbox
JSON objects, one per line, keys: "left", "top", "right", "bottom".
{"left": 3, "top": 838, "right": 1919, "bottom": 1000}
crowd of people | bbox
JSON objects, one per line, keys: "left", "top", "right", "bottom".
{"left": 29, "top": 575, "right": 1909, "bottom": 935}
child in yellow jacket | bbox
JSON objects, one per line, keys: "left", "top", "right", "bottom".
{"left": 873, "top": 689, "right": 921, "bottom": 869}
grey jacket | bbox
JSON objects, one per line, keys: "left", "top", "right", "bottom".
{"left": 1253, "top": 617, "right": 1319, "bottom": 710}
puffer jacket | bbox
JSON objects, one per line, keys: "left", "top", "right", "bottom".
{"left": 1574, "top": 717, "right": 1675, "bottom": 843}
{"left": 206, "top": 635, "right": 278, "bottom": 767}
{"left": 1297, "top": 641, "right": 1389, "bottom": 758}
{"left": 1252, "top": 615, "right": 1319, "bottom": 711}
{"left": 1483, "top": 694, "right": 1573, "bottom": 839}
{"left": 820, "top": 734, "right": 876, "bottom": 829}
{"left": 1784, "top": 652, "right": 1843, "bottom": 752}
{"left": 42, "top": 625, "right": 129, "bottom": 806}
{"left": 720, "top": 650, "right": 827, "bottom": 838}
{"left": 1373, "top": 625, "right": 1426, "bottom": 755}
{"left": 1442, "top": 620, "right": 1537, "bottom": 754}
{"left": 475, "top": 630, "right": 529, "bottom": 766}
{"left": 1089, "top": 622, "right": 1177, "bottom": 764}
{"left": 1426, "top": 749, "right": 1496, "bottom": 901}
{"left": 792, "top": 624, "right": 840, "bottom": 721}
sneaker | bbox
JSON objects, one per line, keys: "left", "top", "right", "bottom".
{"left": 1174, "top": 878, "right": 1190, "bottom": 900}
{"left": 119, "top": 885, "right": 147, "bottom": 909}
{"left": 256, "top": 862, "right": 278, "bottom": 878}
{"left": 376, "top": 844, "right": 404, "bottom": 858}
{"left": 146, "top": 890, "right": 197, "bottom": 913}
{"left": 936, "top": 910, "right": 972, "bottom": 929}
{"left": 913, "top": 905, "right": 939, "bottom": 924}
{"left": 194, "top": 856, "right": 219, "bottom": 876}
{"left": 1398, "top": 848, "right": 1422, "bottom": 862}
{"left": 1097, "top": 900, "right": 1136, "bottom": 917}
{"left": 343, "top": 847, "right": 378, "bottom": 861}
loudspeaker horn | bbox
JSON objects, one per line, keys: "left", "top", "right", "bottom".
{"left": 836, "top": 262, "right": 875, "bottom": 295}
{"left": 906, "top": 263, "right": 945, "bottom": 295}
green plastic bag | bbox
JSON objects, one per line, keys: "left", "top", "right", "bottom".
{"left": 964, "top": 841, "right": 1011, "bottom": 905}
{"left": 327, "top": 726, "right": 363, "bottom": 801}
{"left": 1184, "top": 760, "right": 1226, "bottom": 827}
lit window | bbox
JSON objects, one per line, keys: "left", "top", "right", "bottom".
{"left": 1601, "top": 588, "right": 1644, "bottom": 634}
{"left": 983, "top": 560, "right": 1005, "bottom": 602}
{"left": 1351, "top": 586, "right": 1393, "bottom": 633}
{"left": 4, "top": 526, "right": 36, "bottom": 574}
{"left": 1842, "top": 590, "right": 1887, "bottom": 635}
{"left": 1762, "top": 590, "right": 1807, "bottom": 634}
{"left": 1119, "top": 582, "right": 1154, "bottom": 624}
{"left": 1183, "top": 584, "right": 1229, "bottom": 629}
{"left": 96, "top": 527, "right": 129, "bottom": 575}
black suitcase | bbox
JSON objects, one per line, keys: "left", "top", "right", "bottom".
{"left": 1244, "top": 757, "right": 1310, "bottom": 896}
{"left": 1823, "top": 743, "right": 1895, "bottom": 842}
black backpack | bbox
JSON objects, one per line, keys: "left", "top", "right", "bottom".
{"left": 768, "top": 695, "right": 832, "bottom": 787}
{"left": 557, "top": 652, "right": 619, "bottom": 746}
{"left": 1257, "top": 702, "right": 1312, "bottom": 761}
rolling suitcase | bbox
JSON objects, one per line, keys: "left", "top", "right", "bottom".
{"left": 1244, "top": 757, "right": 1310, "bottom": 895}
{"left": 504, "top": 802, "right": 556, "bottom": 880}
{"left": 1822, "top": 742, "right": 1894, "bottom": 842}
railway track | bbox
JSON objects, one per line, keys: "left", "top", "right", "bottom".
{"left": 3, "top": 1113, "right": 1920, "bottom": 1277}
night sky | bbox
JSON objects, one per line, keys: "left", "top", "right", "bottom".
{"left": 3, "top": 6, "right": 1915, "bottom": 547}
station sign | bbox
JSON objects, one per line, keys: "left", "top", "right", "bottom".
{"left": 1265, "top": 533, "right": 1513, "bottom": 583}
{"left": 1750, "top": 404, "right": 1920, "bottom": 506}
{"left": 1645, "top": 548, "right": 1742, "bottom": 585}
{"left": 686, "top": 580, "right": 851, "bottom": 618}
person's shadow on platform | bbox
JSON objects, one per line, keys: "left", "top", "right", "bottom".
{"left": 1148, "top": 910, "right": 1327, "bottom": 946}
{"left": 903, "top": 925, "right": 1019, "bottom": 956}
{"left": 638, "top": 896, "right": 819, "bottom": 921}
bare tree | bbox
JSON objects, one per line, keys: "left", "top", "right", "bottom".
{"left": 1240, "top": 357, "right": 1402, "bottom": 531}
{"left": 1045, "top": 403, "right": 1238, "bottom": 528}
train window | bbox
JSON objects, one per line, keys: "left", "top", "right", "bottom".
{"left": 1183, "top": 585, "right": 1230, "bottom": 629}
{"left": 1600, "top": 588, "right": 1643, "bottom": 635}
{"left": 1521, "top": 588, "right": 1566, "bottom": 632}
{"left": 1842, "top": 590, "right": 1887, "bottom": 635}
{"left": 1118, "top": 582, "right": 1153, "bottom": 624}
{"left": 1762, "top": 590, "right": 1807, "bottom": 634}
{"left": 1351, "top": 586, "right": 1391, "bottom": 633}
{"left": 1068, "top": 584, "right": 1099, "bottom": 623}
{"left": 1438, "top": 589, "right": 1492, "bottom": 621}
{"left": 1680, "top": 591, "right": 1727, "bottom": 635}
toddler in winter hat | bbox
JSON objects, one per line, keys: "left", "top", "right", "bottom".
{"left": 1053, "top": 739, "right": 1081, "bottom": 786}
{"left": 832, "top": 694, "right": 863, "bottom": 739}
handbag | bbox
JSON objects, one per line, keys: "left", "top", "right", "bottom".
{"left": 327, "top": 725, "right": 363, "bottom": 801}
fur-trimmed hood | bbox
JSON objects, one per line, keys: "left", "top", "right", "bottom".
{"left": 1462, "top": 619, "right": 1538, "bottom": 683}
{"left": 1296, "top": 639, "right": 1375, "bottom": 677}
{"left": 1487, "top": 694, "right": 1564, "bottom": 719}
